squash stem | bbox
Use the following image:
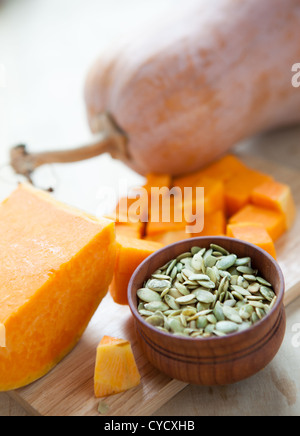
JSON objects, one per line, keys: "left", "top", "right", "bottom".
{"left": 10, "top": 112, "right": 129, "bottom": 183}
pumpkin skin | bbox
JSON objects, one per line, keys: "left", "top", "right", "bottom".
{"left": 85, "top": 0, "right": 300, "bottom": 177}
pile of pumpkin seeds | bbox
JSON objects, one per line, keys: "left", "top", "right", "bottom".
{"left": 137, "top": 244, "right": 277, "bottom": 338}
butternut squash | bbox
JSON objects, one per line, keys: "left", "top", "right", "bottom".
{"left": 0, "top": 184, "right": 116, "bottom": 391}
{"left": 94, "top": 336, "right": 141, "bottom": 398}
{"left": 10, "top": 0, "right": 300, "bottom": 180}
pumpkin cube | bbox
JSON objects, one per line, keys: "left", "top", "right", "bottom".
{"left": 110, "top": 236, "right": 163, "bottom": 305}
{"left": 94, "top": 336, "right": 141, "bottom": 398}
{"left": 227, "top": 223, "right": 277, "bottom": 259}
{"left": 224, "top": 169, "right": 273, "bottom": 217}
{"left": 199, "top": 154, "right": 249, "bottom": 183}
{"left": 251, "top": 180, "right": 296, "bottom": 230}
{"left": 229, "top": 204, "right": 286, "bottom": 242}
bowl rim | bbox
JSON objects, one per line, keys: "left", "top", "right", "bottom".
{"left": 128, "top": 236, "right": 285, "bottom": 343}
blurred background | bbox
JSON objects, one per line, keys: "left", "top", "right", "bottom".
{"left": 0, "top": 0, "right": 300, "bottom": 216}
{"left": 0, "top": 0, "right": 180, "bottom": 213}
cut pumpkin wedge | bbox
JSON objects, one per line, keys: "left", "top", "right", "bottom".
{"left": 94, "top": 336, "right": 141, "bottom": 398}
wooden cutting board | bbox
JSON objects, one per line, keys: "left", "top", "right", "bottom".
{"left": 7, "top": 155, "right": 300, "bottom": 416}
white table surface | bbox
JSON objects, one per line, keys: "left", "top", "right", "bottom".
{"left": 0, "top": 0, "right": 300, "bottom": 416}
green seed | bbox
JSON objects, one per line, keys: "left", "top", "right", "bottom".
{"left": 144, "top": 301, "right": 169, "bottom": 312}
{"left": 260, "top": 286, "right": 276, "bottom": 302}
{"left": 137, "top": 288, "right": 162, "bottom": 303}
{"left": 215, "top": 321, "right": 239, "bottom": 334}
{"left": 164, "top": 294, "right": 180, "bottom": 310}
{"left": 217, "top": 254, "right": 237, "bottom": 270}
{"left": 193, "top": 289, "right": 215, "bottom": 304}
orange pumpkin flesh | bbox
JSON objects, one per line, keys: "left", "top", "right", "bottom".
{"left": 229, "top": 204, "right": 286, "bottom": 242}
{"left": 0, "top": 184, "right": 116, "bottom": 391}
{"left": 110, "top": 236, "right": 163, "bottom": 305}
{"left": 94, "top": 336, "right": 141, "bottom": 398}
{"left": 251, "top": 181, "right": 296, "bottom": 230}
{"left": 227, "top": 223, "right": 277, "bottom": 259}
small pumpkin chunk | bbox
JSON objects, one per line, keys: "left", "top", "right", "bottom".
{"left": 94, "top": 336, "right": 141, "bottom": 398}
{"left": 251, "top": 180, "right": 296, "bottom": 230}
{"left": 224, "top": 169, "right": 273, "bottom": 217}
{"left": 229, "top": 204, "right": 286, "bottom": 242}
{"left": 110, "top": 236, "right": 163, "bottom": 305}
{"left": 227, "top": 223, "right": 277, "bottom": 259}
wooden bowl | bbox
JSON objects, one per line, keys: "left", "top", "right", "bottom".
{"left": 128, "top": 237, "right": 286, "bottom": 386}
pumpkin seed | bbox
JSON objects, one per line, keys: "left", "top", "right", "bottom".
{"left": 168, "top": 318, "right": 184, "bottom": 334}
{"left": 215, "top": 321, "right": 239, "bottom": 334}
{"left": 204, "top": 255, "right": 218, "bottom": 268}
{"left": 193, "top": 289, "right": 215, "bottom": 304}
{"left": 174, "top": 281, "right": 190, "bottom": 296}
{"left": 166, "top": 259, "right": 177, "bottom": 276}
{"left": 146, "top": 315, "right": 164, "bottom": 327}
{"left": 137, "top": 288, "right": 162, "bottom": 303}
{"left": 223, "top": 306, "right": 243, "bottom": 324}
{"left": 198, "top": 280, "right": 216, "bottom": 289}
{"left": 231, "top": 285, "right": 251, "bottom": 297}
{"left": 164, "top": 294, "right": 180, "bottom": 310}
{"left": 213, "top": 301, "right": 225, "bottom": 321}
{"left": 144, "top": 301, "right": 169, "bottom": 312}
{"left": 176, "top": 294, "right": 197, "bottom": 305}
{"left": 260, "top": 286, "right": 276, "bottom": 302}
{"left": 189, "top": 273, "right": 211, "bottom": 281}
{"left": 235, "top": 257, "right": 252, "bottom": 267}
{"left": 191, "top": 254, "right": 204, "bottom": 272}
{"left": 217, "top": 254, "right": 237, "bottom": 270}
{"left": 248, "top": 283, "right": 261, "bottom": 294}
{"left": 239, "top": 304, "right": 254, "bottom": 320}
{"left": 176, "top": 252, "right": 192, "bottom": 261}
{"left": 147, "top": 279, "right": 171, "bottom": 292}
{"left": 256, "top": 277, "right": 272, "bottom": 287}
{"left": 236, "top": 266, "right": 256, "bottom": 275}
{"left": 210, "top": 244, "right": 229, "bottom": 255}
{"left": 196, "top": 316, "right": 208, "bottom": 329}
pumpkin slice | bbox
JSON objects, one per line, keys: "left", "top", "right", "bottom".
{"left": 251, "top": 180, "right": 296, "bottom": 230}
{"left": 229, "top": 204, "right": 286, "bottom": 242}
{"left": 110, "top": 236, "right": 163, "bottom": 305}
{"left": 227, "top": 223, "right": 277, "bottom": 259}
{"left": 0, "top": 183, "right": 116, "bottom": 391}
{"left": 94, "top": 336, "right": 141, "bottom": 398}
{"left": 224, "top": 169, "right": 273, "bottom": 217}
